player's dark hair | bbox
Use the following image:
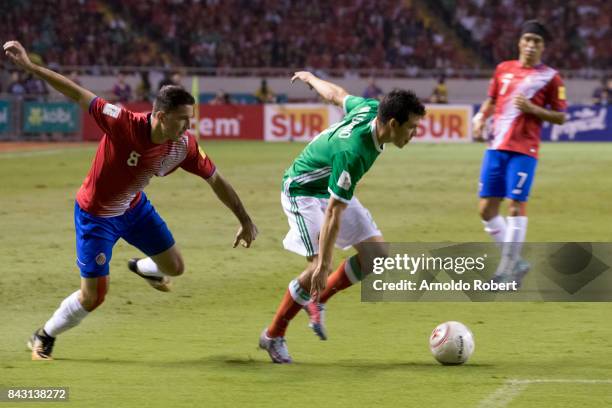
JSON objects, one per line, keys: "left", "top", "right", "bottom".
{"left": 520, "top": 20, "right": 551, "bottom": 43}
{"left": 153, "top": 85, "right": 195, "bottom": 113}
{"left": 377, "top": 89, "right": 426, "bottom": 125}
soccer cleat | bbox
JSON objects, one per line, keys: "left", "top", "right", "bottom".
{"left": 259, "top": 329, "right": 292, "bottom": 364}
{"left": 304, "top": 301, "right": 327, "bottom": 340}
{"left": 28, "top": 329, "right": 55, "bottom": 361}
{"left": 511, "top": 259, "right": 531, "bottom": 287}
{"left": 491, "top": 259, "right": 531, "bottom": 289}
{"left": 128, "top": 258, "right": 171, "bottom": 292}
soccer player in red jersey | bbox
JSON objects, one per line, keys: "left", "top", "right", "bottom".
{"left": 3, "top": 41, "right": 258, "bottom": 360}
{"left": 472, "top": 21, "right": 567, "bottom": 285}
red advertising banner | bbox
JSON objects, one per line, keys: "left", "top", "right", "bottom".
{"left": 194, "top": 105, "right": 263, "bottom": 140}
{"left": 82, "top": 102, "right": 471, "bottom": 143}
{"left": 82, "top": 103, "right": 264, "bottom": 141}
{"left": 414, "top": 104, "right": 473, "bottom": 143}
{"left": 264, "top": 104, "right": 343, "bottom": 142}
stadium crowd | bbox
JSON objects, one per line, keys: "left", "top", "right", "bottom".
{"left": 0, "top": 0, "right": 164, "bottom": 69}
{"left": 452, "top": 0, "right": 611, "bottom": 70}
{"left": 0, "top": 0, "right": 609, "bottom": 77}
{"left": 105, "top": 0, "right": 464, "bottom": 73}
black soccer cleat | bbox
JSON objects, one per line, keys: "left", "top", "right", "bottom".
{"left": 28, "top": 328, "right": 55, "bottom": 361}
{"left": 127, "top": 258, "right": 140, "bottom": 273}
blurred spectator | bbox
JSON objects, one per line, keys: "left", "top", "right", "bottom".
{"left": 7, "top": 71, "right": 26, "bottom": 96}
{"left": 24, "top": 73, "right": 50, "bottom": 100}
{"left": 255, "top": 79, "right": 276, "bottom": 103}
{"left": 0, "top": 62, "right": 8, "bottom": 93}
{"left": 362, "top": 78, "right": 384, "bottom": 100}
{"left": 592, "top": 77, "right": 612, "bottom": 105}
{"left": 68, "top": 71, "right": 82, "bottom": 86}
{"left": 136, "top": 71, "right": 152, "bottom": 102}
{"left": 429, "top": 76, "right": 448, "bottom": 104}
{"left": 158, "top": 71, "right": 183, "bottom": 90}
{"left": 210, "top": 90, "right": 233, "bottom": 105}
{"left": 112, "top": 73, "right": 132, "bottom": 103}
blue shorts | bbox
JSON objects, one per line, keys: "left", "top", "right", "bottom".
{"left": 479, "top": 150, "right": 538, "bottom": 202}
{"left": 74, "top": 193, "right": 175, "bottom": 278}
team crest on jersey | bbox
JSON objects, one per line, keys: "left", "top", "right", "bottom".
{"left": 95, "top": 252, "right": 107, "bottom": 265}
{"left": 102, "top": 103, "right": 121, "bottom": 118}
{"left": 558, "top": 86, "right": 566, "bottom": 100}
{"left": 198, "top": 145, "right": 207, "bottom": 158}
{"left": 337, "top": 170, "right": 352, "bottom": 190}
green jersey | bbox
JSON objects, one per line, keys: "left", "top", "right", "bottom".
{"left": 282, "top": 95, "right": 383, "bottom": 202}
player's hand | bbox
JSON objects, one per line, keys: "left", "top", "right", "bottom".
{"left": 471, "top": 112, "right": 486, "bottom": 142}
{"left": 3, "top": 41, "right": 34, "bottom": 71}
{"left": 291, "top": 71, "right": 314, "bottom": 88}
{"left": 233, "top": 220, "right": 258, "bottom": 248}
{"left": 310, "top": 263, "right": 331, "bottom": 300}
{"left": 514, "top": 94, "right": 535, "bottom": 114}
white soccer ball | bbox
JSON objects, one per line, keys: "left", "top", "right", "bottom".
{"left": 429, "top": 321, "right": 475, "bottom": 365}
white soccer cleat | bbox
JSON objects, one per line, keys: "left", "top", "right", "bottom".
{"left": 304, "top": 301, "right": 327, "bottom": 340}
{"left": 128, "top": 258, "right": 171, "bottom": 292}
{"left": 258, "top": 329, "right": 292, "bottom": 364}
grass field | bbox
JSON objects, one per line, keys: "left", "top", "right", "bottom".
{"left": 1, "top": 142, "right": 611, "bottom": 407}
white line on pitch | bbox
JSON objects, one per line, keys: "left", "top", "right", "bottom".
{"left": 476, "top": 379, "right": 528, "bottom": 408}
{"left": 512, "top": 379, "right": 612, "bottom": 384}
{"left": 476, "top": 378, "right": 612, "bottom": 408}
{"left": 0, "top": 147, "right": 94, "bottom": 159}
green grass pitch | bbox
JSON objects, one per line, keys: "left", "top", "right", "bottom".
{"left": 1, "top": 142, "right": 611, "bottom": 407}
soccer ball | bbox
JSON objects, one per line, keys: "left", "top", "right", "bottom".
{"left": 429, "top": 321, "right": 475, "bottom": 365}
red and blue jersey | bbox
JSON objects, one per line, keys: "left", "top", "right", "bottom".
{"left": 76, "top": 97, "right": 215, "bottom": 217}
{"left": 487, "top": 60, "right": 567, "bottom": 158}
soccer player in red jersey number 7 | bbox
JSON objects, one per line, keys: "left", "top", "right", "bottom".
{"left": 259, "top": 71, "right": 425, "bottom": 363}
{"left": 472, "top": 21, "right": 567, "bottom": 286}
{"left": 3, "top": 40, "right": 258, "bottom": 360}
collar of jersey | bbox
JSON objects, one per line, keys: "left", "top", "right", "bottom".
{"left": 370, "top": 119, "right": 384, "bottom": 153}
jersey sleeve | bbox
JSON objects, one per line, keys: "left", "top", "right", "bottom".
{"left": 88, "top": 97, "right": 131, "bottom": 140}
{"left": 487, "top": 65, "right": 501, "bottom": 102}
{"left": 179, "top": 135, "right": 216, "bottom": 179}
{"left": 327, "top": 151, "right": 365, "bottom": 203}
{"left": 545, "top": 73, "right": 568, "bottom": 112}
{"left": 343, "top": 95, "right": 367, "bottom": 116}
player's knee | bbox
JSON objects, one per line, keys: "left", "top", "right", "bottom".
{"left": 80, "top": 291, "right": 105, "bottom": 312}
{"left": 479, "top": 204, "right": 497, "bottom": 220}
{"left": 508, "top": 201, "right": 524, "bottom": 217}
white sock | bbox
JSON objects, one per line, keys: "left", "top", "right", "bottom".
{"left": 43, "top": 291, "right": 89, "bottom": 337}
{"left": 482, "top": 215, "right": 507, "bottom": 246}
{"left": 497, "top": 216, "right": 528, "bottom": 274}
{"left": 136, "top": 257, "right": 166, "bottom": 278}
{"left": 288, "top": 279, "right": 310, "bottom": 306}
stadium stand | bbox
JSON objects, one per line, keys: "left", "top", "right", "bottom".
{"left": 1, "top": 0, "right": 610, "bottom": 79}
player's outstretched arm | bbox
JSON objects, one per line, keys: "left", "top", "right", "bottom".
{"left": 291, "top": 71, "right": 348, "bottom": 107}
{"left": 310, "top": 197, "right": 347, "bottom": 298}
{"left": 206, "top": 171, "right": 258, "bottom": 248}
{"left": 3, "top": 41, "right": 96, "bottom": 110}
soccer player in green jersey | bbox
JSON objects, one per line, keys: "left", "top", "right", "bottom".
{"left": 259, "top": 71, "right": 425, "bottom": 363}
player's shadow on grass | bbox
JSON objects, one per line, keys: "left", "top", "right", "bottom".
{"left": 59, "top": 356, "right": 494, "bottom": 370}
{"left": 198, "top": 355, "right": 495, "bottom": 370}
